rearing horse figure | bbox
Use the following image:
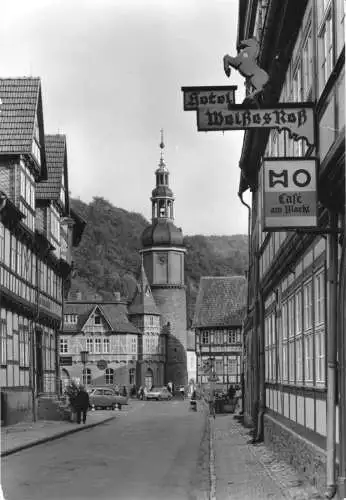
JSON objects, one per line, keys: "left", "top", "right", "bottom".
{"left": 223, "top": 37, "right": 269, "bottom": 102}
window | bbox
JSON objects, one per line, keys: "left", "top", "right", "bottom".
{"left": 315, "top": 270, "right": 325, "bottom": 325}
{"left": 82, "top": 368, "right": 91, "bottom": 386}
{"left": 304, "top": 281, "right": 313, "bottom": 330}
{"left": 144, "top": 336, "right": 150, "bottom": 354}
{"left": 304, "top": 333, "right": 314, "bottom": 384}
{"left": 94, "top": 338, "right": 101, "bottom": 354}
{"left": 103, "top": 338, "right": 110, "bottom": 353}
{"left": 228, "top": 331, "right": 237, "bottom": 344}
{"left": 281, "top": 302, "right": 288, "bottom": 382}
{"left": 11, "top": 236, "right": 16, "bottom": 272}
{"left": 129, "top": 368, "right": 135, "bottom": 385}
{"left": 201, "top": 331, "right": 209, "bottom": 345}
{"left": 86, "top": 338, "right": 93, "bottom": 353}
{"left": 296, "top": 336, "right": 303, "bottom": 384}
{"left": 315, "top": 328, "right": 326, "bottom": 385}
{"left": 94, "top": 315, "right": 101, "bottom": 325}
{"left": 50, "top": 210, "right": 60, "bottom": 242}
{"left": 131, "top": 337, "right": 137, "bottom": 354}
{"left": 295, "top": 291, "right": 302, "bottom": 334}
{"left": 60, "top": 338, "right": 68, "bottom": 353}
{"left": 336, "top": 0, "right": 345, "bottom": 58}
{"left": 0, "top": 317, "right": 7, "bottom": 365}
{"left": 105, "top": 368, "right": 114, "bottom": 385}
{"left": 317, "top": 4, "right": 334, "bottom": 95}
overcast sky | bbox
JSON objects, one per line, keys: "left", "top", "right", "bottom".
{"left": 2, "top": 0, "right": 250, "bottom": 236}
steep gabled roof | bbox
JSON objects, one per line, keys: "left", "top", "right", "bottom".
{"left": 101, "top": 304, "right": 140, "bottom": 334}
{"left": 36, "top": 135, "right": 68, "bottom": 206}
{"left": 128, "top": 265, "right": 160, "bottom": 316}
{"left": 0, "top": 77, "right": 47, "bottom": 180}
{"left": 63, "top": 300, "right": 140, "bottom": 334}
{"left": 193, "top": 276, "right": 247, "bottom": 328}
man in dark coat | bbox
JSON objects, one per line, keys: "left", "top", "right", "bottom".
{"left": 74, "top": 386, "right": 90, "bottom": 424}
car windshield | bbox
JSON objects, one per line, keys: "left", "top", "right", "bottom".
{"left": 150, "top": 387, "right": 164, "bottom": 392}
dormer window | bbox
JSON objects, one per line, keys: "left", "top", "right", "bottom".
{"left": 94, "top": 314, "right": 101, "bottom": 325}
{"left": 32, "top": 114, "right": 41, "bottom": 166}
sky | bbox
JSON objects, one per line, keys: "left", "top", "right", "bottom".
{"left": 1, "top": 0, "right": 251, "bottom": 236}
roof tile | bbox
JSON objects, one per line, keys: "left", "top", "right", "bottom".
{"left": 193, "top": 276, "right": 247, "bottom": 328}
{"left": 36, "top": 134, "right": 66, "bottom": 200}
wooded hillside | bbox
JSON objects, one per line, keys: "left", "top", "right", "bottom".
{"left": 70, "top": 197, "right": 248, "bottom": 326}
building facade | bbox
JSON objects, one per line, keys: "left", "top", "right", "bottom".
{"left": 60, "top": 292, "right": 142, "bottom": 392}
{"left": 0, "top": 78, "right": 85, "bottom": 425}
{"left": 236, "top": 0, "right": 345, "bottom": 494}
{"left": 193, "top": 276, "right": 246, "bottom": 390}
{"left": 140, "top": 135, "right": 188, "bottom": 387}
{"left": 128, "top": 265, "right": 166, "bottom": 389}
{"left": 186, "top": 329, "right": 197, "bottom": 385}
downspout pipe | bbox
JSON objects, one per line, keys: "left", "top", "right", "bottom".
{"left": 325, "top": 211, "right": 338, "bottom": 499}
{"left": 238, "top": 190, "right": 251, "bottom": 417}
{"left": 255, "top": 285, "right": 265, "bottom": 442}
{"left": 338, "top": 223, "right": 346, "bottom": 499}
{"left": 238, "top": 190, "right": 251, "bottom": 297}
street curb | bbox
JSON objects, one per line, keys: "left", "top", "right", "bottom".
{"left": 1, "top": 415, "right": 116, "bottom": 458}
{"left": 209, "top": 417, "right": 216, "bottom": 500}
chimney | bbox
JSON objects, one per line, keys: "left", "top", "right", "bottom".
{"left": 114, "top": 291, "right": 121, "bottom": 302}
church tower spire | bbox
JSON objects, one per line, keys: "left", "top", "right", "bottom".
{"left": 151, "top": 129, "right": 175, "bottom": 223}
{"left": 140, "top": 132, "right": 188, "bottom": 389}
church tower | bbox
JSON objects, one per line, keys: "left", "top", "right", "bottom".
{"left": 140, "top": 131, "right": 187, "bottom": 387}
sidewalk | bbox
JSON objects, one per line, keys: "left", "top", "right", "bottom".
{"left": 1, "top": 410, "right": 116, "bottom": 457}
{"left": 211, "top": 414, "right": 323, "bottom": 500}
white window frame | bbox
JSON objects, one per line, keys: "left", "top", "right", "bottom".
{"left": 103, "top": 338, "right": 110, "bottom": 354}
{"left": 105, "top": 368, "right": 114, "bottom": 385}
{"left": 94, "top": 338, "right": 101, "bottom": 354}
{"left": 317, "top": 2, "right": 334, "bottom": 95}
{"left": 60, "top": 338, "right": 68, "bottom": 354}
{"left": 86, "top": 337, "right": 93, "bottom": 353}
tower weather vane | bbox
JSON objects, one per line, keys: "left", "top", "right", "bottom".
{"left": 223, "top": 37, "right": 269, "bottom": 103}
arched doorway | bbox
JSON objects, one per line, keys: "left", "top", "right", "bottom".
{"left": 144, "top": 368, "right": 153, "bottom": 390}
{"left": 61, "top": 369, "right": 70, "bottom": 389}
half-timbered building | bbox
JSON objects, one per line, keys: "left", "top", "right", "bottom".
{"left": 193, "top": 276, "right": 246, "bottom": 389}
{"left": 0, "top": 78, "right": 85, "bottom": 425}
{"left": 236, "top": 0, "right": 345, "bottom": 494}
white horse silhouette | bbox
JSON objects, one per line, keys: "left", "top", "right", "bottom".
{"left": 223, "top": 37, "right": 269, "bottom": 102}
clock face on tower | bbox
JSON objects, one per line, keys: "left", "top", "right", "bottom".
{"left": 158, "top": 253, "right": 167, "bottom": 265}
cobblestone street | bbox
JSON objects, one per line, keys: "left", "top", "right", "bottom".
{"left": 211, "top": 414, "right": 323, "bottom": 500}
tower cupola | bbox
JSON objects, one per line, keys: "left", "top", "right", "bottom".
{"left": 151, "top": 130, "right": 174, "bottom": 221}
{"left": 141, "top": 130, "right": 183, "bottom": 248}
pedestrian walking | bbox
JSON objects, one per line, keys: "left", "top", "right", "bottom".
{"left": 179, "top": 385, "right": 185, "bottom": 399}
{"left": 74, "top": 385, "right": 90, "bottom": 424}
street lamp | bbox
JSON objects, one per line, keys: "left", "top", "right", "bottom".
{"left": 80, "top": 350, "right": 89, "bottom": 386}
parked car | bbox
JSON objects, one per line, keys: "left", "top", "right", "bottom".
{"left": 145, "top": 387, "right": 173, "bottom": 401}
{"left": 88, "top": 387, "right": 129, "bottom": 410}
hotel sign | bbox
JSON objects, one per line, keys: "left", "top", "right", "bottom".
{"left": 181, "top": 87, "right": 316, "bottom": 148}
{"left": 262, "top": 158, "right": 318, "bottom": 230}
{"left": 182, "top": 86, "right": 237, "bottom": 111}
{"left": 196, "top": 104, "right": 315, "bottom": 148}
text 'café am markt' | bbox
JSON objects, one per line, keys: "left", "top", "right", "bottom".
{"left": 182, "top": 0, "right": 344, "bottom": 497}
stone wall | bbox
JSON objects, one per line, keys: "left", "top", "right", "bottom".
{"left": 152, "top": 287, "right": 187, "bottom": 386}
{"left": 264, "top": 413, "right": 327, "bottom": 492}
{"left": 2, "top": 389, "right": 33, "bottom": 425}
